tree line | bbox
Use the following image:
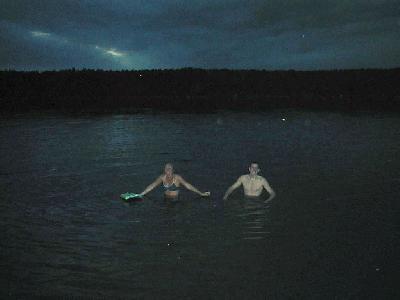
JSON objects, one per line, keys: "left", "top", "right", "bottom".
{"left": 1, "top": 68, "right": 399, "bottom": 113}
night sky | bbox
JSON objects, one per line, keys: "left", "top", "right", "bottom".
{"left": 1, "top": 0, "right": 400, "bottom": 71}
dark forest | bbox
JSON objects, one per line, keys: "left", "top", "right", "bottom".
{"left": 1, "top": 68, "right": 399, "bottom": 113}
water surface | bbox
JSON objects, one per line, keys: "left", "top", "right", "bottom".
{"left": 1, "top": 111, "right": 399, "bottom": 299}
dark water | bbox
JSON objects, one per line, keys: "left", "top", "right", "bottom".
{"left": 1, "top": 111, "right": 399, "bottom": 299}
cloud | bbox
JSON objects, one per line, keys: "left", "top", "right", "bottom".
{"left": 0, "top": 0, "right": 399, "bottom": 70}
{"left": 31, "top": 31, "right": 51, "bottom": 37}
{"left": 0, "top": 20, "right": 152, "bottom": 70}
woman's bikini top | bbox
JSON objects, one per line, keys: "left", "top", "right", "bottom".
{"left": 163, "top": 176, "right": 179, "bottom": 192}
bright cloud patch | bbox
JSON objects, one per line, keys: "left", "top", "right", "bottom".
{"left": 95, "top": 45, "right": 124, "bottom": 57}
{"left": 31, "top": 31, "right": 51, "bottom": 38}
{"left": 105, "top": 49, "right": 124, "bottom": 57}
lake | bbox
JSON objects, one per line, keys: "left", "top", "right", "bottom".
{"left": 1, "top": 110, "right": 399, "bottom": 299}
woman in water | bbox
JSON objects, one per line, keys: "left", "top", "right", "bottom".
{"left": 138, "top": 163, "right": 210, "bottom": 198}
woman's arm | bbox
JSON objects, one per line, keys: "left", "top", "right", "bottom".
{"left": 140, "top": 176, "right": 163, "bottom": 196}
{"left": 176, "top": 175, "right": 210, "bottom": 196}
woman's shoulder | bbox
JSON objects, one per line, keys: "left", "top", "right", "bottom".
{"left": 174, "top": 174, "right": 183, "bottom": 181}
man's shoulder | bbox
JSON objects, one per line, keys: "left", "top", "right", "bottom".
{"left": 257, "top": 175, "right": 267, "bottom": 181}
{"left": 239, "top": 174, "right": 248, "bottom": 180}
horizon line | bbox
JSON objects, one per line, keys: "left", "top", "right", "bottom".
{"left": 1, "top": 66, "right": 400, "bottom": 73}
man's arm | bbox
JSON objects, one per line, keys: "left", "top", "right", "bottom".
{"left": 262, "top": 178, "right": 276, "bottom": 203}
{"left": 177, "top": 175, "right": 210, "bottom": 196}
{"left": 223, "top": 177, "right": 243, "bottom": 200}
{"left": 140, "top": 176, "right": 163, "bottom": 196}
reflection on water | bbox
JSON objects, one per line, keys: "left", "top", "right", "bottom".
{"left": 229, "top": 198, "right": 270, "bottom": 240}
{"left": 1, "top": 111, "right": 399, "bottom": 298}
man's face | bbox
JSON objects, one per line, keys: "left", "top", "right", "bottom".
{"left": 249, "top": 164, "right": 260, "bottom": 175}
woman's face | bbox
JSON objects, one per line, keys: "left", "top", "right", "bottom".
{"left": 164, "top": 164, "right": 174, "bottom": 176}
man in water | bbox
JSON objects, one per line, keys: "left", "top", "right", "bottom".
{"left": 223, "top": 162, "right": 276, "bottom": 203}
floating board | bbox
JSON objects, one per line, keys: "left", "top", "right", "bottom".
{"left": 120, "top": 192, "right": 143, "bottom": 201}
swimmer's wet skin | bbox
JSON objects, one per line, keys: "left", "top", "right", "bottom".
{"left": 223, "top": 163, "right": 276, "bottom": 202}
{"left": 162, "top": 174, "right": 180, "bottom": 198}
{"left": 137, "top": 163, "right": 210, "bottom": 198}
